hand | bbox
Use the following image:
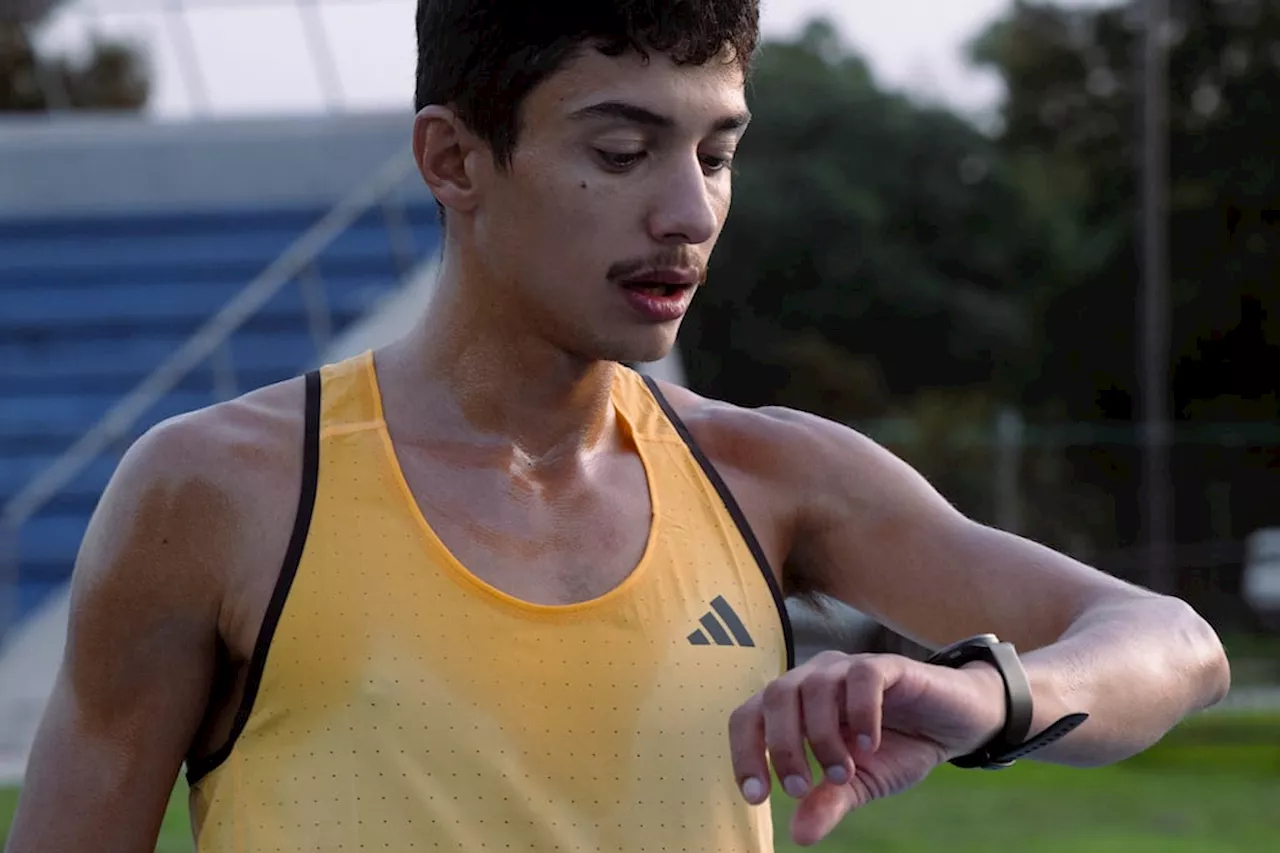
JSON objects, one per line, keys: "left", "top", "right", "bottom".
{"left": 728, "top": 650, "right": 1006, "bottom": 846}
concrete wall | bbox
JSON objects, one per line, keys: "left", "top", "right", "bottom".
{"left": 0, "top": 110, "right": 433, "bottom": 218}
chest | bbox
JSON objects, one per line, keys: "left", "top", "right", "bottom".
{"left": 223, "top": 563, "right": 783, "bottom": 851}
{"left": 395, "top": 444, "right": 654, "bottom": 606}
{"left": 236, "top": 440, "right": 791, "bottom": 824}
{"left": 263, "top": 575, "right": 780, "bottom": 787}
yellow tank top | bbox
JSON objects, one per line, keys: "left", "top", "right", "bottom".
{"left": 186, "top": 351, "right": 794, "bottom": 852}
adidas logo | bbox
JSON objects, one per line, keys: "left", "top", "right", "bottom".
{"left": 687, "top": 596, "right": 755, "bottom": 648}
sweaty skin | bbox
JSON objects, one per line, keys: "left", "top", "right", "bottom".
{"left": 7, "top": 41, "right": 1229, "bottom": 853}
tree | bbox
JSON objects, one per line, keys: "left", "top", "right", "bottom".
{"left": 681, "top": 19, "right": 1060, "bottom": 524}
{"left": 970, "top": 0, "right": 1280, "bottom": 618}
{"left": 1, "top": 0, "right": 149, "bottom": 112}
{"left": 685, "top": 20, "right": 1055, "bottom": 412}
{"left": 687, "top": 8, "right": 1278, "bottom": 625}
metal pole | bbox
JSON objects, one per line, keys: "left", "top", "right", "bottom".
{"left": 1140, "top": 0, "right": 1173, "bottom": 594}
{"left": 296, "top": 0, "right": 345, "bottom": 112}
{"left": 19, "top": 20, "right": 72, "bottom": 111}
{"left": 298, "top": 263, "right": 333, "bottom": 357}
{"left": 995, "top": 407, "right": 1024, "bottom": 534}
{"left": 381, "top": 193, "right": 418, "bottom": 280}
{"left": 211, "top": 341, "right": 239, "bottom": 402}
{"left": 0, "top": 518, "right": 19, "bottom": 648}
{"left": 165, "top": 0, "right": 212, "bottom": 116}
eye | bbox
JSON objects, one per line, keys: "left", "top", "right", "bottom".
{"left": 596, "top": 150, "right": 646, "bottom": 171}
{"left": 700, "top": 154, "right": 733, "bottom": 174}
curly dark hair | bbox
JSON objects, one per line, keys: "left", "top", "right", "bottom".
{"left": 414, "top": 1, "right": 760, "bottom": 168}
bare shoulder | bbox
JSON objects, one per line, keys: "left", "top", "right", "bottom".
{"left": 646, "top": 379, "right": 803, "bottom": 472}
{"left": 647, "top": 377, "right": 921, "bottom": 506}
{"left": 648, "top": 378, "right": 939, "bottom": 593}
{"left": 78, "top": 375, "right": 311, "bottom": 634}
{"left": 648, "top": 377, "right": 968, "bottom": 596}
{"left": 108, "top": 375, "right": 308, "bottom": 526}
{"left": 5, "top": 376, "right": 313, "bottom": 852}
{"left": 144, "top": 374, "right": 306, "bottom": 469}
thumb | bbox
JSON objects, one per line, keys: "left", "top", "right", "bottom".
{"left": 789, "top": 779, "right": 864, "bottom": 847}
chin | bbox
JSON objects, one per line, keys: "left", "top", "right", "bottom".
{"left": 579, "top": 326, "right": 680, "bottom": 366}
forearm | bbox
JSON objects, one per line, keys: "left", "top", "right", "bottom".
{"left": 1011, "top": 595, "right": 1231, "bottom": 767}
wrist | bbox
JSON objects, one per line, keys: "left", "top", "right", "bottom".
{"left": 1006, "top": 649, "right": 1086, "bottom": 757}
{"left": 931, "top": 634, "right": 1091, "bottom": 769}
{"left": 960, "top": 660, "right": 1007, "bottom": 753}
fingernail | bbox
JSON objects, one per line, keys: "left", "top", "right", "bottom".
{"left": 741, "top": 777, "right": 766, "bottom": 802}
{"left": 857, "top": 734, "right": 874, "bottom": 753}
{"left": 783, "top": 775, "right": 810, "bottom": 798}
{"left": 825, "top": 765, "right": 849, "bottom": 785}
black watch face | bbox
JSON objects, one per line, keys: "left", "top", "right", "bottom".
{"left": 929, "top": 633, "right": 999, "bottom": 665}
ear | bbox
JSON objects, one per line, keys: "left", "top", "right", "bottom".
{"left": 413, "top": 105, "right": 482, "bottom": 215}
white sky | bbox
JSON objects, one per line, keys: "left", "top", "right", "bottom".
{"left": 36, "top": 0, "right": 1120, "bottom": 123}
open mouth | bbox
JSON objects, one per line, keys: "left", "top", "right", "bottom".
{"left": 618, "top": 276, "right": 696, "bottom": 322}
{"left": 622, "top": 281, "right": 689, "bottom": 297}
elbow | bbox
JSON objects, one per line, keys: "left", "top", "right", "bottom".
{"left": 1199, "top": 630, "right": 1232, "bottom": 710}
{"left": 1165, "top": 597, "right": 1231, "bottom": 710}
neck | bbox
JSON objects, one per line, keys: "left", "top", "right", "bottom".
{"left": 386, "top": 252, "right": 617, "bottom": 464}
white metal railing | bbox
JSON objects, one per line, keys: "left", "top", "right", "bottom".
{"left": 0, "top": 145, "right": 423, "bottom": 640}
{"left": 15, "top": 0, "right": 408, "bottom": 118}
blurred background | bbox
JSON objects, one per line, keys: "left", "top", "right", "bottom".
{"left": 0, "top": 0, "right": 1277, "bottom": 850}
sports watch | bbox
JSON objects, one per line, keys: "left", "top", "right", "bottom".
{"left": 926, "top": 633, "right": 1089, "bottom": 770}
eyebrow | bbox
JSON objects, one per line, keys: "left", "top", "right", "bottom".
{"left": 568, "top": 100, "right": 751, "bottom": 134}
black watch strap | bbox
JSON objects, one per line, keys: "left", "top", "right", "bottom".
{"left": 981, "top": 712, "right": 1090, "bottom": 766}
{"left": 927, "top": 634, "right": 1089, "bottom": 770}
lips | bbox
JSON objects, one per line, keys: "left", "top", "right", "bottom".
{"left": 619, "top": 267, "right": 702, "bottom": 290}
{"left": 622, "top": 281, "right": 687, "bottom": 297}
{"left": 618, "top": 270, "right": 698, "bottom": 323}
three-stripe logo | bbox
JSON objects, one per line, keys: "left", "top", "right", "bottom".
{"left": 688, "top": 595, "right": 755, "bottom": 648}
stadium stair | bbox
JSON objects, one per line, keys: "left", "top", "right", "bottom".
{"left": 0, "top": 205, "right": 441, "bottom": 625}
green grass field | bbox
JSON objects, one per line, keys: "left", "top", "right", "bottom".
{"left": 3, "top": 711, "right": 1277, "bottom": 852}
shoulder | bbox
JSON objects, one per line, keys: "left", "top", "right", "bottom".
{"left": 110, "top": 375, "right": 308, "bottom": 507}
{"left": 82, "top": 375, "right": 310, "bottom": 597}
{"left": 645, "top": 377, "right": 976, "bottom": 605}
{"left": 646, "top": 377, "right": 891, "bottom": 491}
{"left": 645, "top": 377, "right": 959, "bottom": 533}
{"left": 54, "top": 374, "right": 314, "bottom": 690}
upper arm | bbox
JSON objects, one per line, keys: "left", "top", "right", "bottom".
{"left": 6, "top": 418, "right": 231, "bottom": 852}
{"left": 713, "top": 404, "right": 1154, "bottom": 653}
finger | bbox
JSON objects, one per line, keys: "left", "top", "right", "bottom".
{"left": 790, "top": 778, "right": 860, "bottom": 847}
{"left": 799, "top": 664, "right": 854, "bottom": 786}
{"left": 727, "top": 696, "right": 770, "bottom": 805}
{"left": 842, "top": 655, "right": 894, "bottom": 755}
{"left": 762, "top": 676, "right": 811, "bottom": 799}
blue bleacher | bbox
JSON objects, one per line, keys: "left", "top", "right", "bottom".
{"left": 0, "top": 204, "right": 441, "bottom": 624}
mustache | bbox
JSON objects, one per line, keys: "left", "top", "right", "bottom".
{"left": 606, "top": 249, "right": 707, "bottom": 283}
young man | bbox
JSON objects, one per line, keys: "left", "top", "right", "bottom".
{"left": 7, "top": 2, "right": 1229, "bottom": 851}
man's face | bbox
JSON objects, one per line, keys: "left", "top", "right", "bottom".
{"left": 469, "top": 45, "right": 750, "bottom": 364}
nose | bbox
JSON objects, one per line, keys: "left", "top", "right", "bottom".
{"left": 646, "top": 155, "right": 720, "bottom": 247}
